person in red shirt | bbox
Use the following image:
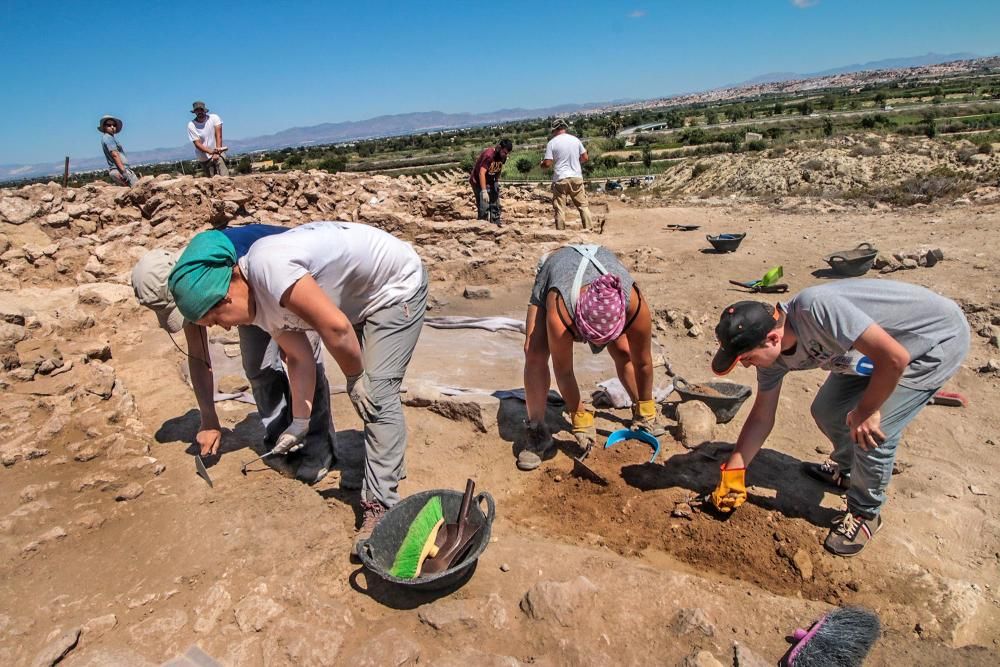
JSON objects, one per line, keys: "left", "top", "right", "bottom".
{"left": 469, "top": 139, "right": 512, "bottom": 225}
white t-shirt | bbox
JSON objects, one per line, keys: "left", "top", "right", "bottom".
{"left": 544, "top": 133, "right": 587, "bottom": 182}
{"left": 187, "top": 113, "right": 224, "bottom": 161}
{"left": 239, "top": 221, "right": 424, "bottom": 336}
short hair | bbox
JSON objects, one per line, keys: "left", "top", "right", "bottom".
{"left": 498, "top": 139, "right": 513, "bottom": 151}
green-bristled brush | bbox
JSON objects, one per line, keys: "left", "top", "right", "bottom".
{"left": 389, "top": 496, "right": 445, "bottom": 579}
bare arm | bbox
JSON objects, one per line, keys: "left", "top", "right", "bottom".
{"left": 545, "top": 291, "right": 581, "bottom": 412}
{"left": 847, "top": 323, "right": 910, "bottom": 448}
{"left": 214, "top": 122, "right": 224, "bottom": 149}
{"left": 182, "top": 323, "right": 222, "bottom": 455}
{"left": 192, "top": 139, "right": 216, "bottom": 155}
{"left": 280, "top": 274, "right": 364, "bottom": 377}
{"left": 540, "top": 158, "right": 554, "bottom": 169}
{"left": 109, "top": 150, "right": 127, "bottom": 173}
{"left": 274, "top": 330, "right": 316, "bottom": 420}
{"left": 579, "top": 151, "right": 589, "bottom": 164}
{"left": 726, "top": 383, "right": 782, "bottom": 469}
{"left": 478, "top": 166, "right": 488, "bottom": 190}
{"left": 623, "top": 290, "right": 654, "bottom": 400}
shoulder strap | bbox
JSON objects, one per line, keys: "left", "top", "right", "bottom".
{"left": 569, "top": 245, "right": 608, "bottom": 315}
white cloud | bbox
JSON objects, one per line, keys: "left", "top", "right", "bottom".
{"left": 792, "top": 0, "right": 819, "bottom": 7}
{"left": 628, "top": 10, "right": 647, "bottom": 18}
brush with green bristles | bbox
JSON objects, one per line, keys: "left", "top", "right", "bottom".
{"left": 389, "top": 496, "right": 445, "bottom": 579}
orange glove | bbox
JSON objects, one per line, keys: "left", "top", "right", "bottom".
{"left": 710, "top": 464, "right": 747, "bottom": 513}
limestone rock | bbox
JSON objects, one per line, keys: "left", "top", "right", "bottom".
{"left": 791, "top": 549, "right": 814, "bottom": 581}
{"left": 677, "top": 401, "right": 716, "bottom": 448}
{"left": 30, "top": 627, "right": 80, "bottom": 667}
{"left": 403, "top": 381, "right": 499, "bottom": 433}
{"left": 81, "top": 614, "right": 118, "bottom": 641}
{"left": 520, "top": 576, "right": 599, "bottom": 627}
{"left": 418, "top": 594, "right": 508, "bottom": 633}
{"left": 114, "top": 482, "right": 143, "bottom": 501}
{"left": 193, "top": 582, "right": 232, "bottom": 634}
{"left": 77, "top": 283, "right": 134, "bottom": 307}
{"left": 463, "top": 285, "right": 493, "bottom": 299}
{"left": 342, "top": 627, "right": 420, "bottom": 667}
{"left": 217, "top": 374, "right": 249, "bottom": 394}
{"left": 672, "top": 607, "right": 716, "bottom": 637}
{"left": 682, "top": 651, "right": 724, "bottom": 667}
{"left": 0, "top": 197, "right": 41, "bottom": 225}
{"left": 127, "top": 609, "right": 187, "bottom": 645}
{"left": 733, "top": 642, "right": 771, "bottom": 667}
{"left": 234, "top": 594, "right": 284, "bottom": 633}
{"left": 75, "top": 510, "right": 106, "bottom": 530}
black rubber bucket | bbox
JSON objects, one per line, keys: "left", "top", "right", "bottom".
{"left": 674, "top": 377, "right": 752, "bottom": 424}
{"left": 823, "top": 242, "right": 878, "bottom": 277}
{"left": 358, "top": 488, "right": 495, "bottom": 591}
{"left": 706, "top": 233, "right": 746, "bottom": 253}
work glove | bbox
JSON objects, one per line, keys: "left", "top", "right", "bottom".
{"left": 273, "top": 418, "right": 310, "bottom": 455}
{"left": 630, "top": 399, "right": 665, "bottom": 436}
{"left": 479, "top": 189, "right": 490, "bottom": 210}
{"left": 346, "top": 371, "right": 379, "bottom": 422}
{"left": 571, "top": 410, "right": 597, "bottom": 449}
{"left": 709, "top": 463, "right": 747, "bottom": 513}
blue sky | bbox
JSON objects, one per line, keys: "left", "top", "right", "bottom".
{"left": 1, "top": 0, "right": 997, "bottom": 164}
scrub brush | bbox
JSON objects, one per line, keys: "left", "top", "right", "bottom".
{"left": 388, "top": 496, "right": 445, "bottom": 579}
{"left": 780, "top": 606, "right": 880, "bottom": 667}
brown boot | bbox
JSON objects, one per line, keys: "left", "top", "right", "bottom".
{"left": 353, "top": 499, "right": 387, "bottom": 556}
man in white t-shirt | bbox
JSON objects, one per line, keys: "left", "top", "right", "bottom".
{"left": 168, "top": 222, "right": 428, "bottom": 554}
{"left": 187, "top": 101, "right": 229, "bottom": 177}
{"left": 540, "top": 118, "right": 592, "bottom": 230}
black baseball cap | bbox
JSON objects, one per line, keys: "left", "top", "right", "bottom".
{"left": 711, "top": 301, "right": 781, "bottom": 375}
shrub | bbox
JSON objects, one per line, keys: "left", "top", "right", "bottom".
{"left": 318, "top": 156, "right": 346, "bottom": 173}
{"left": 802, "top": 158, "right": 826, "bottom": 172}
{"left": 746, "top": 140, "right": 767, "bottom": 152}
{"left": 691, "top": 161, "right": 711, "bottom": 178}
{"left": 516, "top": 158, "right": 533, "bottom": 174}
{"left": 600, "top": 155, "right": 619, "bottom": 169}
{"left": 874, "top": 167, "right": 973, "bottom": 206}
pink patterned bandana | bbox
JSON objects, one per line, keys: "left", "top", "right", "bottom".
{"left": 574, "top": 274, "right": 627, "bottom": 345}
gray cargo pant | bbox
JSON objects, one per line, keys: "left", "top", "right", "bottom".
{"left": 238, "top": 325, "right": 334, "bottom": 465}
{"left": 353, "top": 270, "right": 428, "bottom": 508}
{"left": 810, "top": 373, "right": 936, "bottom": 519}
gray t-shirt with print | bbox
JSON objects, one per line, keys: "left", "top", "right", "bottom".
{"left": 757, "top": 279, "right": 969, "bottom": 392}
{"left": 529, "top": 245, "right": 634, "bottom": 317}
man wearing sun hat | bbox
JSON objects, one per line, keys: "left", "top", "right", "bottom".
{"left": 707, "top": 279, "right": 968, "bottom": 556}
{"left": 187, "top": 101, "right": 228, "bottom": 177}
{"left": 98, "top": 115, "right": 139, "bottom": 187}
{"left": 131, "top": 224, "right": 336, "bottom": 485}
{"left": 540, "top": 118, "right": 592, "bottom": 230}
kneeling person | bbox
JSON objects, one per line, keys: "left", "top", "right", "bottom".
{"left": 708, "top": 279, "right": 969, "bottom": 556}
{"left": 168, "top": 221, "right": 427, "bottom": 551}
{"left": 132, "top": 224, "right": 335, "bottom": 485}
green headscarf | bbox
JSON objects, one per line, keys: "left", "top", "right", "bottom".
{"left": 167, "top": 230, "right": 238, "bottom": 321}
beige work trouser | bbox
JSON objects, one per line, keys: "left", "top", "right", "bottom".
{"left": 552, "top": 177, "right": 593, "bottom": 230}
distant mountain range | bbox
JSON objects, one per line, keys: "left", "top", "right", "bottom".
{"left": 738, "top": 52, "right": 981, "bottom": 85}
{"left": 1, "top": 51, "right": 992, "bottom": 184}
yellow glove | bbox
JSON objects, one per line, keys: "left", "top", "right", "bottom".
{"left": 571, "top": 410, "right": 596, "bottom": 448}
{"left": 710, "top": 464, "right": 747, "bottom": 513}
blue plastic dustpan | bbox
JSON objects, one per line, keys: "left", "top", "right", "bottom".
{"left": 604, "top": 428, "right": 661, "bottom": 463}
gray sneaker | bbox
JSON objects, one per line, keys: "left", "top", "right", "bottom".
{"left": 354, "top": 499, "right": 387, "bottom": 556}
{"left": 517, "top": 421, "right": 554, "bottom": 471}
{"left": 802, "top": 460, "right": 851, "bottom": 490}
{"left": 824, "top": 511, "right": 882, "bottom": 557}
{"left": 295, "top": 447, "right": 334, "bottom": 486}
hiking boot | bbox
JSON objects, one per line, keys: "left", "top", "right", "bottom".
{"left": 802, "top": 460, "right": 851, "bottom": 490}
{"left": 630, "top": 407, "right": 667, "bottom": 437}
{"left": 294, "top": 446, "right": 334, "bottom": 486}
{"left": 354, "top": 499, "right": 387, "bottom": 556}
{"left": 517, "top": 421, "right": 554, "bottom": 471}
{"left": 824, "top": 511, "right": 882, "bottom": 557}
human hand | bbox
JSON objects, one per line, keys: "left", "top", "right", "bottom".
{"left": 196, "top": 427, "right": 222, "bottom": 456}
{"left": 846, "top": 409, "right": 885, "bottom": 450}
{"left": 273, "top": 418, "right": 310, "bottom": 455}
{"left": 709, "top": 464, "right": 747, "bottom": 513}
{"left": 479, "top": 190, "right": 490, "bottom": 209}
{"left": 571, "top": 410, "right": 596, "bottom": 449}
{"left": 346, "top": 372, "right": 379, "bottom": 422}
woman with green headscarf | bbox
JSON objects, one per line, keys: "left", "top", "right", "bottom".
{"left": 169, "top": 221, "right": 427, "bottom": 553}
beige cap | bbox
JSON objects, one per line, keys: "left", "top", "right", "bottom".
{"left": 131, "top": 249, "right": 185, "bottom": 333}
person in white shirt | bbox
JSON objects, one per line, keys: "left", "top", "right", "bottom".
{"left": 540, "top": 118, "right": 593, "bottom": 230}
{"left": 168, "top": 222, "right": 428, "bottom": 553}
{"left": 187, "top": 101, "right": 229, "bottom": 177}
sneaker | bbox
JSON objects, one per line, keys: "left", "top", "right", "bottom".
{"left": 517, "top": 421, "right": 554, "bottom": 471}
{"left": 354, "top": 499, "right": 387, "bottom": 556}
{"left": 802, "top": 460, "right": 851, "bottom": 490}
{"left": 824, "top": 511, "right": 882, "bottom": 557}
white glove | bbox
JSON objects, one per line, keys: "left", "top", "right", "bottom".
{"left": 479, "top": 190, "right": 490, "bottom": 209}
{"left": 273, "top": 418, "right": 310, "bottom": 455}
{"left": 346, "top": 372, "right": 379, "bottom": 422}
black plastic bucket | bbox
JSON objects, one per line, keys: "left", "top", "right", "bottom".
{"left": 823, "top": 242, "right": 878, "bottom": 277}
{"left": 357, "top": 488, "right": 495, "bottom": 591}
{"left": 674, "top": 377, "right": 752, "bottom": 424}
{"left": 706, "top": 233, "right": 746, "bottom": 253}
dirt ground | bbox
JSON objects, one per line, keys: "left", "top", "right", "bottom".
{"left": 2, "top": 177, "right": 1000, "bottom": 666}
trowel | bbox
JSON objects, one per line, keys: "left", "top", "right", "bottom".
{"left": 195, "top": 454, "right": 214, "bottom": 488}
{"left": 571, "top": 441, "right": 608, "bottom": 485}
{"left": 423, "top": 479, "right": 479, "bottom": 574}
